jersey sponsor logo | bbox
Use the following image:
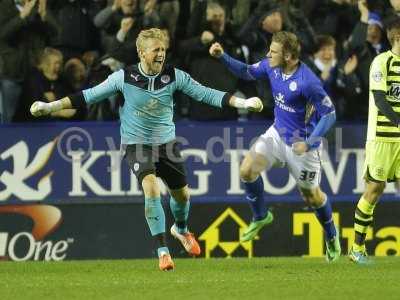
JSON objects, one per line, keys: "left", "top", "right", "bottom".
{"left": 274, "top": 93, "right": 296, "bottom": 113}
{"left": 372, "top": 71, "right": 383, "bottom": 82}
{"left": 322, "top": 96, "right": 333, "bottom": 107}
{"left": 161, "top": 75, "right": 170, "bottom": 84}
{"left": 289, "top": 81, "right": 297, "bottom": 91}
{"left": 388, "top": 83, "right": 400, "bottom": 100}
{"left": 144, "top": 98, "right": 159, "bottom": 110}
{"left": 275, "top": 93, "right": 285, "bottom": 103}
{"left": 391, "top": 66, "right": 400, "bottom": 73}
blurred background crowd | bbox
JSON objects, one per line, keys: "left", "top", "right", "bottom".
{"left": 0, "top": 0, "right": 399, "bottom": 123}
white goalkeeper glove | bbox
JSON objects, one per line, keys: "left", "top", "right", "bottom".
{"left": 231, "top": 97, "right": 264, "bottom": 112}
{"left": 30, "top": 101, "right": 63, "bottom": 117}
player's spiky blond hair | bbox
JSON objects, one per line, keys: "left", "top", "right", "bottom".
{"left": 136, "top": 28, "right": 167, "bottom": 53}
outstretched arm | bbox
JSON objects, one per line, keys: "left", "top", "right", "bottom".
{"left": 31, "top": 70, "right": 124, "bottom": 117}
{"left": 175, "top": 69, "right": 263, "bottom": 112}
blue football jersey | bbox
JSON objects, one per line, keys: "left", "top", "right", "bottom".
{"left": 248, "top": 59, "right": 335, "bottom": 145}
{"left": 82, "top": 64, "right": 226, "bottom": 145}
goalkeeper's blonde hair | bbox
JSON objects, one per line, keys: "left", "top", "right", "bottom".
{"left": 136, "top": 28, "right": 167, "bottom": 53}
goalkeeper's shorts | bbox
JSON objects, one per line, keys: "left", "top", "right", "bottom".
{"left": 123, "top": 140, "right": 187, "bottom": 189}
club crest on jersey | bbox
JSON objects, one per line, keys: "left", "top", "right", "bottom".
{"left": 289, "top": 81, "right": 297, "bottom": 91}
{"left": 372, "top": 71, "right": 383, "bottom": 82}
{"left": 161, "top": 75, "right": 170, "bottom": 84}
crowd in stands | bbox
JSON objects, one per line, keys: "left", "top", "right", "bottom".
{"left": 0, "top": 0, "right": 399, "bottom": 123}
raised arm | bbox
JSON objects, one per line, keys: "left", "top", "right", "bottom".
{"left": 209, "top": 42, "right": 267, "bottom": 80}
{"left": 30, "top": 69, "right": 124, "bottom": 117}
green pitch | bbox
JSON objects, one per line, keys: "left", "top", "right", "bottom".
{"left": 1, "top": 257, "right": 399, "bottom": 300}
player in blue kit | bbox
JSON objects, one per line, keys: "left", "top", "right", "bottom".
{"left": 30, "top": 28, "right": 264, "bottom": 270}
{"left": 210, "top": 31, "right": 341, "bottom": 261}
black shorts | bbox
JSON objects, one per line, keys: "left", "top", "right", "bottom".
{"left": 124, "top": 140, "right": 187, "bottom": 190}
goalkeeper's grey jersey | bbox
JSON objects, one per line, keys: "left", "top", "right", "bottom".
{"left": 82, "top": 63, "right": 227, "bottom": 145}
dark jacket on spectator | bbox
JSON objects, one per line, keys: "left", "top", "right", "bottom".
{"left": 178, "top": 0, "right": 244, "bottom": 121}
{"left": 14, "top": 67, "right": 85, "bottom": 122}
{"left": 53, "top": 0, "right": 105, "bottom": 59}
{"left": 0, "top": 0, "right": 59, "bottom": 82}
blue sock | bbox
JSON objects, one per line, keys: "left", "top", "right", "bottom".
{"left": 243, "top": 176, "right": 267, "bottom": 221}
{"left": 169, "top": 196, "right": 190, "bottom": 234}
{"left": 144, "top": 197, "right": 166, "bottom": 236}
{"left": 314, "top": 197, "right": 336, "bottom": 240}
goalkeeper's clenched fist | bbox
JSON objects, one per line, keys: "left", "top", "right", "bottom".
{"left": 30, "top": 98, "right": 72, "bottom": 117}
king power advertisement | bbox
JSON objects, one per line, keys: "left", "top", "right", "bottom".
{"left": 0, "top": 121, "right": 399, "bottom": 260}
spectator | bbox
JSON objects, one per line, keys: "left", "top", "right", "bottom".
{"left": 344, "top": 1, "right": 388, "bottom": 118}
{"left": 309, "top": 0, "right": 359, "bottom": 57}
{"left": 52, "top": 0, "right": 106, "bottom": 60}
{"left": 94, "top": 0, "right": 159, "bottom": 65}
{"left": 306, "top": 35, "right": 350, "bottom": 119}
{"left": 236, "top": 4, "right": 283, "bottom": 118}
{"left": 180, "top": 2, "right": 244, "bottom": 120}
{"left": 152, "top": 0, "right": 179, "bottom": 40}
{"left": 14, "top": 48, "right": 82, "bottom": 122}
{"left": 0, "top": 0, "right": 59, "bottom": 123}
{"left": 64, "top": 57, "right": 88, "bottom": 92}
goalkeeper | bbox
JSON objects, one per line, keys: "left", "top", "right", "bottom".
{"left": 30, "top": 28, "right": 263, "bottom": 271}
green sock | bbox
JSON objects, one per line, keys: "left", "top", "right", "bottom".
{"left": 354, "top": 197, "right": 375, "bottom": 249}
{"left": 169, "top": 196, "right": 189, "bottom": 234}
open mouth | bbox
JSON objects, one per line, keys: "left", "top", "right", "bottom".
{"left": 154, "top": 59, "right": 164, "bottom": 66}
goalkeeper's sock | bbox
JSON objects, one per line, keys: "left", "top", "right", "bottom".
{"left": 145, "top": 196, "right": 166, "bottom": 236}
{"left": 314, "top": 196, "right": 336, "bottom": 240}
{"left": 169, "top": 196, "right": 189, "bottom": 234}
{"left": 243, "top": 176, "right": 267, "bottom": 221}
{"left": 354, "top": 196, "right": 375, "bottom": 247}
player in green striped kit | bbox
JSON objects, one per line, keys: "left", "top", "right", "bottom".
{"left": 350, "top": 19, "right": 400, "bottom": 264}
{"left": 30, "top": 28, "right": 263, "bottom": 271}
